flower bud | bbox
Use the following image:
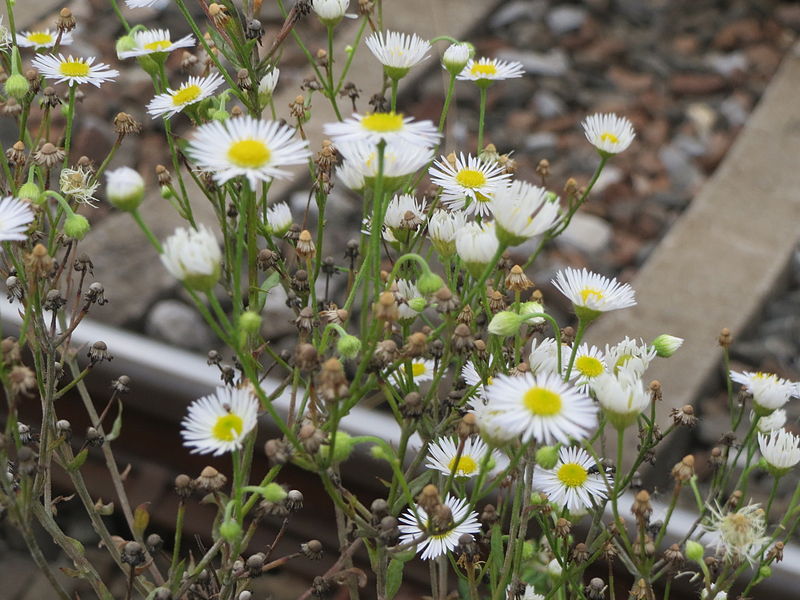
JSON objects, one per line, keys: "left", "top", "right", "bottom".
{"left": 519, "top": 301, "right": 545, "bottom": 325}
{"left": 18, "top": 181, "right": 44, "bottom": 205}
{"left": 311, "top": 0, "right": 349, "bottom": 27}
{"left": 442, "top": 42, "right": 473, "bottom": 76}
{"left": 259, "top": 482, "right": 287, "bottom": 503}
{"left": 320, "top": 431, "right": 355, "bottom": 464}
{"left": 116, "top": 34, "right": 137, "bottom": 58}
{"left": 651, "top": 334, "right": 683, "bottom": 357}
{"left": 417, "top": 271, "right": 444, "bottom": 296}
{"left": 535, "top": 445, "right": 559, "bottom": 469}
{"left": 336, "top": 334, "right": 361, "bottom": 359}
{"left": 407, "top": 296, "right": 427, "bottom": 313}
{"left": 105, "top": 166, "right": 145, "bottom": 211}
{"left": 487, "top": 310, "right": 523, "bottom": 337}
{"left": 685, "top": 540, "right": 704, "bottom": 564}
{"left": 64, "top": 213, "right": 90, "bottom": 240}
{"left": 219, "top": 519, "right": 242, "bottom": 542}
{"left": 239, "top": 311, "right": 262, "bottom": 335}
{"left": 4, "top": 73, "right": 29, "bottom": 101}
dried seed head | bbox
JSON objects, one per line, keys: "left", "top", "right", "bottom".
{"left": 41, "top": 86, "right": 61, "bottom": 109}
{"left": 174, "top": 474, "right": 193, "bottom": 499}
{"left": 488, "top": 289, "right": 506, "bottom": 313}
{"left": 33, "top": 142, "right": 64, "bottom": 168}
{"left": 718, "top": 327, "right": 732, "bottom": 347}
{"left": 88, "top": 340, "right": 112, "bottom": 364}
{"left": 767, "top": 541, "right": 784, "bottom": 563}
{"left": 572, "top": 542, "right": 589, "bottom": 563}
{"left": 113, "top": 112, "right": 142, "bottom": 136}
{"left": 318, "top": 357, "right": 349, "bottom": 402}
{"left": 298, "top": 423, "right": 326, "bottom": 454}
{"left": 1, "top": 337, "right": 21, "bottom": 363}
{"left": 26, "top": 244, "right": 54, "bottom": 278}
{"left": 417, "top": 484, "right": 441, "bottom": 514}
{"left": 671, "top": 404, "right": 697, "bottom": 427}
{"left": 57, "top": 8, "right": 77, "bottom": 32}
{"left": 286, "top": 489, "right": 304, "bottom": 512}
{"left": 400, "top": 391, "right": 423, "bottom": 419}
{"left": 181, "top": 51, "right": 197, "bottom": 72}
{"left": 671, "top": 455, "right": 694, "bottom": 483}
{"left": 452, "top": 323, "right": 475, "bottom": 354}
{"left": 291, "top": 268, "right": 309, "bottom": 292}
{"left": 370, "top": 498, "right": 389, "bottom": 520}
{"left": 378, "top": 515, "right": 400, "bottom": 545}
{"left": 146, "top": 533, "right": 163, "bottom": 553}
{"left": 156, "top": 164, "right": 172, "bottom": 186}
{"left": 7, "top": 141, "right": 26, "bottom": 165}
{"left": 208, "top": 3, "right": 230, "bottom": 26}
{"left": 430, "top": 503, "right": 454, "bottom": 533}
{"left": 194, "top": 465, "right": 227, "bottom": 493}
{"left": 631, "top": 490, "right": 652, "bottom": 520}
{"left": 555, "top": 517, "right": 572, "bottom": 538}
{"left": 3, "top": 98, "right": 22, "bottom": 117}
{"left": 294, "top": 306, "right": 316, "bottom": 335}
{"left": 586, "top": 578, "right": 607, "bottom": 600}
{"left": 434, "top": 287, "right": 459, "bottom": 313}
{"left": 457, "top": 304, "right": 473, "bottom": 325}
{"left": 296, "top": 229, "right": 316, "bottom": 260}
{"left": 457, "top": 413, "right": 479, "bottom": 440}
{"left": 6, "top": 276, "right": 23, "bottom": 302}
{"left": 374, "top": 291, "right": 399, "bottom": 322}
{"left": 664, "top": 543, "right": 683, "bottom": 566}
{"left": 536, "top": 158, "right": 550, "bottom": 179}
{"left": 482, "top": 504, "right": 500, "bottom": 527}
{"left": 122, "top": 541, "right": 145, "bottom": 566}
{"left": 709, "top": 446, "right": 724, "bottom": 466}
{"left": 301, "top": 539, "right": 324, "bottom": 560}
{"left": 401, "top": 332, "right": 428, "bottom": 358}
{"left": 293, "top": 343, "right": 320, "bottom": 372}
{"left": 9, "top": 366, "right": 36, "bottom": 397}
{"left": 246, "top": 552, "right": 265, "bottom": 576}
{"left": 257, "top": 248, "right": 279, "bottom": 271}
{"left": 264, "top": 438, "right": 292, "bottom": 465}
{"left": 505, "top": 265, "right": 533, "bottom": 291}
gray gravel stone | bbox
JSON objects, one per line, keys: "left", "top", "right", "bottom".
{"left": 658, "top": 144, "right": 703, "bottom": 191}
{"left": 533, "top": 89, "right": 567, "bottom": 119}
{"left": 146, "top": 300, "right": 215, "bottom": 351}
{"left": 524, "top": 132, "right": 558, "bottom": 154}
{"left": 489, "top": 0, "right": 547, "bottom": 29}
{"left": 496, "top": 48, "right": 570, "bottom": 77}
{"left": 546, "top": 6, "right": 588, "bottom": 35}
{"left": 555, "top": 212, "right": 613, "bottom": 255}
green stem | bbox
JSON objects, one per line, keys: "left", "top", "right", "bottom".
{"left": 438, "top": 74, "right": 457, "bottom": 132}
{"left": 108, "top": 0, "right": 132, "bottom": 32}
{"left": 476, "top": 85, "right": 488, "bottom": 151}
{"left": 62, "top": 86, "right": 77, "bottom": 170}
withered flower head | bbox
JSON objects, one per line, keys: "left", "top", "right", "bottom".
{"left": 194, "top": 465, "right": 227, "bottom": 493}
{"left": 33, "top": 142, "right": 64, "bottom": 168}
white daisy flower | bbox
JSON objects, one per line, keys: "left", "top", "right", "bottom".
{"left": 428, "top": 209, "right": 467, "bottom": 257}
{"left": 569, "top": 343, "right": 607, "bottom": 390}
{"left": 582, "top": 113, "right": 636, "bottom": 156}
{"left": 491, "top": 181, "right": 561, "bottom": 245}
{"left": 59, "top": 166, "right": 99, "bottom": 206}
{"left": 730, "top": 370, "right": 798, "bottom": 413}
{"left": 429, "top": 153, "right": 511, "bottom": 217}
{"left": 161, "top": 224, "right": 222, "bottom": 290}
{"left": 336, "top": 139, "right": 433, "bottom": 182}
{"left": 0, "top": 197, "right": 35, "bottom": 242}
{"left": 462, "top": 360, "right": 496, "bottom": 400}
{"left": 384, "top": 194, "right": 426, "bottom": 231}
{"left": 753, "top": 409, "right": 786, "bottom": 433}
{"left": 336, "top": 161, "right": 365, "bottom": 191}
{"left": 311, "top": 0, "right": 351, "bottom": 24}
{"left": 105, "top": 167, "right": 145, "bottom": 212}
{"left": 17, "top": 29, "right": 73, "bottom": 50}
{"left": 393, "top": 358, "right": 436, "bottom": 386}
{"left": 258, "top": 68, "right": 280, "bottom": 102}
{"left": 508, "top": 585, "right": 545, "bottom": 600}
{"left": 552, "top": 267, "right": 636, "bottom": 319}
{"left": 470, "top": 401, "right": 517, "bottom": 443}
{"left": 426, "top": 436, "right": 497, "bottom": 478}
{"left": 591, "top": 371, "right": 650, "bottom": 430}
{"left": 181, "top": 386, "right": 259, "bottom": 456}
{"left": 266, "top": 202, "right": 293, "bottom": 236}
{"left": 457, "top": 57, "right": 525, "bottom": 85}
{"left": 126, "top": 0, "right": 163, "bottom": 7}
{"left": 535, "top": 446, "right": 609, "bottom": 513}
{"left": 187, "top": 116, "right": 311, "bottom": 190}
{"left": 484, "top": 372, "right": 597, "bottom": 444}
{"left": 758, "top": 429, "right": 800, "bottom": 472}
{"left": 455, "top": 221, "right": 500, "bottom": 276}
{"left": 31, "top": 54, "right": 119, "bottom": 88}
{"left": 324, "top": 112, "right": 440, "bottom": 148}
{"left": 398, "top": 495, "right": 481, "bottom": 560}
{"left": 605, "top": 337, "right": 657, "bottom": 379}
{"left": 702, "top": 502, "right": 769, "bottom": 565}
{"left": 365, "top": 30, "right": 431, "bottom": 79}
{"left": 395, "top": 279, "right": 423, "bottom": 320}
{"left": 147, "top": 73, "right": 224, "bottom": 119}
{"left": 118, "top": 28, "right": 195, "bottom": 59}
{"left": 442, "top": 43, "right": 472, "bottom": 75}
{"left": 528, "top": 338, "right": 561, "bottom": 376}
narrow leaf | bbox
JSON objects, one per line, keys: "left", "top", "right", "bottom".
{"left": 133, "top": 503, "right": 150, "bottom": 538}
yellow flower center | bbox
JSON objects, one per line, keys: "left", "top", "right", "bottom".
{"left": 487, "top": 375, "right": 494, "bottom": 386}
{"left": 27, "top": 32, "right": 54, "bottom": 45}
{"left": 455, "top": 169, "right": 487, "bottom": 189}
{"left": 59, "top": 60, "right": 90, "bottom": 78}
{"left": 557, "top": 462, "right": 588, "bottom": 487}
{"left": 172, "top": 84, "right": 203, "bottom": 106}
{"left": 361, "top": 112, "right": 404, "bottom": 132}
{"left": 470, "top": 63, "right": 497, "bottom": 77}
{"left": 411, "top": 362, "right": 427, "bottom": 378}
{"left": 211, "top": 413, "right": 244, "bottom": 442}
{"left": 448, "top": 454, "right": 478, "bottom": 475}
{"left": 575, "top": 356, "right": 604, "bottom": 378}
{"left": 144, "top": 39, "right": 172, "bottom": 52}
{"left": 523, "top": 386, "right": 562, "bottom": 416}
{"left": 613, "top": 354, "right": 633, "bottom": 374}
{"left": 600, "top": 132, "right": 619, "bottom": 144}
{"left": 579, "top": 287, "right": 604, "bottom": 304}
{"left": 227, "top": 139, "right": 271, "bottom": 168}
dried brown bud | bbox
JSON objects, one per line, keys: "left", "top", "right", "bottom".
{"left": 318, "top": 358, "right": 348, "bottom": 403}
{"left": 718, "top": 327, "right": 732, "bottom": 347}
{"left": 505, "top": 265, "right": 533, "bottom": 291}
{"left": 457, "top": 413, "right": 479, "bottom": 439}
{"left": 401, "top": 332, "right": 428, "bottom": 358}
{"left": 535, "top": 158, "right": 550, "bottom": 179}
{"left": 671, "top": 455, "right": 694, "bottom": 483}
{"left": 452, "top": 323, "right": 475, "bottom": 354}
{"left": 555, "top": 517, "right": 572, "bottom": 538}
{"left": 57, "top": 8, "right": 77, "bottom": 32}
{"left": 113, "top": 112, "right": 142, "bottom": 136}
{"left": 294, "top": 343, "right": 320, "bottom": 372}
{"left": 194, "top": 465, "right": 227, "bottom": 493}
{"left": 631, "top": 489, "right": 652, "bottom": 520}
{"left": 417, "top": 484, "right": 441, "bottom": 514}
{"left": 374, "top": 291, "right": 399, "bottom": 322}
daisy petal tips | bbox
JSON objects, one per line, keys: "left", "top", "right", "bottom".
{"left": 187, "top": 116, "right": 311, "bottom": 190}
{"left": 582, "top": 113, "right": 636, "bottom": 156}
{"left": 552, "top": 267, "right": 636, "bottom": 321}
{"left": 31, "top": 54, "right": 119, "bottom": 87}
{"left": 324, "top": 112, "right": 440, "bottom": 148}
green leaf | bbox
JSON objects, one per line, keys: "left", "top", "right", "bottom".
{"left": 256, "top": 270, "right": 281, "bottom": 312}
{"left": 385, "top": 558, "right": 405, "bottom": 600}
{"left": 133, "top": 503, "right": 150, "bottom": 538}
{"left": 68, "top": 449, "right": 88, "bottom": 472}
{"left": 106, "top": 400, "right": 124, "bottom": 442}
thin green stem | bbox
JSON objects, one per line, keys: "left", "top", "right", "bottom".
{"left": 476, "top": 85, "right": 488, "bottom": 150}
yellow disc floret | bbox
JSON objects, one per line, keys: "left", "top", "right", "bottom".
{"left": 27, "top": 32, "right": 54, "bottom": 45}
{"left": 411, "top": 362, "right": 428, "bottom": 378}
{"left": 172, "top": 84, "right": 202, "bottom": 106}
{"left": 523, "top": 387, "right": 562, "bottom": 416}
{"left": 600, "top": 132, "right": 620, "bottom": 144}
{"left": 455, "top": 169, "right": 488, "bottom": 189}
{"left": 579, "top": 287, "right": 605, "bottom": 304}
{"left": 227, "top": 139, "right": 271, "bottom": 168}
{"left": 448, "top": 455, "right": 478, "bottom": 475}
{"left": 211, "top": 413, "right": 244, "bottom": 442}
{"left": 557, "top": 462, "right": 588, "bottom": 487}
{"left": 144, "top": 39, "right": 172, "bottom": 52}
{"left": 59, "top": 61, "right": 90, "bottom": 77}
{"left": 470, "top": 63, "right": 497, "bottom": 77}
{"left": 361, "top": 112, "right": 404, "bottom": 132}
{"left": 575, "top": 356, "right": 604, "bottom": 378}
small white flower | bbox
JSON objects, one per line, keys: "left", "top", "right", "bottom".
{"left": 311, "top": 0, "right": 350, "bottom": 23}
{"left": 336, "top": 139, "right": 433, "bottom": 181}
{"left": 59, "top": 167, "right": 99, "bottom": 206}
{"left": 398, "top": 495, "right": 481, "bottom": 560}
{"left": 395, "top": 279, "right": 422, "bottom": 320}
{"left": 258, "top": 68, "right": 280, "bottom": 101}
{"left": 105, "top": 167, "right": 145, "bottom": 211}
{"left": 384, "top": 194, "right": 426, "bottom": 230}
{"left": 336, "top": 161, "right": 365, "bottom": 191}
{"left": 442, "top": 43, "right": 472, "bottom": 75}
{"left": 428, "top": 209, "right": 467, "bottom": 257}
{"left": 582, "top": 113, "right": 636, "bottom": 156}
{"left": 118, "top": 28, "right": 195, "bottom": 59}
{"left": 17, "top": 29, "right": 73, "bottom": 50}
{"left": 31, "top": 54, "right": 119, "bottom": 87}
{"left": 651, "top": 334, "right": 684, "bottom": 357}
{"left": 470, "top": 401, "right": 517, "bottom": 443}
{"left": 429, "top": 153, "right": 511, "bottom": 217}
{"left": 457, "top": 57, "right": 525, "bottom": 84}
{"left": 393, "top": 358, "right": 436, "bottom": 386}
{"left": 181, "top": 386, "right": 259, "bottom": 456}
{"left": 0, "top": 197, "right": 35, "bottom": 241}
{"left": 462, "top": 360, "right": 496, "bottom": 401}
{"left": 365, "top": 30, "right": 431, "bottom": 78}
{"left": 552, "top": 267, "right": 636, "bottom": 317}
{"left": 491, "top": 181, "right": 560, "bottom": 245}
{"left": 758, "top": 428, "right": 800, "bottom": 471}
{"left": 426, "top": 436, "right": 497, "bottom": 478}
{"left": 324, "top": 112, "right": 440, "bottom": 148}
{"left": 126, "top": 0, "right": 163, "bottom": 7}
{"left": 568, "top": 343, "right": 606, "bottom": 390}
{"left": 528, "top": 338, "right": 561, "bottom": 376}
{"left": 591, "top": 372, "right": 650, "bottom": 429}
{"left": 147, "top": 73, "right": 224, "bottom": 119}
{"left": 535, "top": 446, "right": 609, "bottom": 513}
{"left": 484, "top": 372, "right": 597, "bottom": 444}
{"left": 605, "top": 337, "right": 657, "bottom": 379}
{"left": 703, "top": 502, "right": 769, "bottom": 565}
{"left": 753, "top": 408, "right": 786, "bottom": 433}
{"left": 161, "top": 224, "right": 222, "bottom": 290}
{"left": 730, "top": 370, "right": 797, "bottom": 412}
{"left": 187, "top": 116, "right": 311, "bottom": 190}
{"left": 455, "top": 221, "right": 500, "bottom": 275}
{"left": 266, "top": 202, "right": 293, "bottom": 235}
